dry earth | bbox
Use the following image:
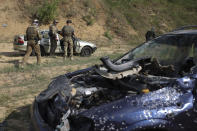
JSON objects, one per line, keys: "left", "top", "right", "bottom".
{"left": 0, "top": 0, "right": 113, "bottom": 43}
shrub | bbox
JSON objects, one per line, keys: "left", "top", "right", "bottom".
{"left": 104, "top": 31, "right": 113, "bottom": 40}
{"left": 82, "top": 15, "right": 94, "bottom": 26}
{"left": 36, "top": 0, "right": 60, "bottom": 24}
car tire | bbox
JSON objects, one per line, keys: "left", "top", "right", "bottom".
{"left": 80, "top": 46, "right": 92, "bottom": 57}
{"left": 40, "top": 46, "right": 46, "bottom": 56}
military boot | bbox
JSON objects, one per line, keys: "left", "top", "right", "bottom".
{"left": 70, "top": 57, "right": 73, "bottom": 61}
{"left": 37, "top": 56, "right": 41, "bottom": 65}
{"left": 63, "top": 56, "right": 66, "bottom": 62}
{"left": 20, "top": 62, "right": 25, "bottom": 69}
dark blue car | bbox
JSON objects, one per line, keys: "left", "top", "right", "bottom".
{"left": 31, "top": 26, "right": 197, "bottom": 131}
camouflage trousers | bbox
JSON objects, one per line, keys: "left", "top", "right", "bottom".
{"left": 63, "top": 37, "right": 73, "bottom": 58}
{"left": 50, "top": 38, "right": 57, "bottom": 56}
{"left": 22, "top": 40, "right": 41, "bottom": 65}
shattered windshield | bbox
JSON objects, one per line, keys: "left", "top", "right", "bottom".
{"left": 126, "top": 34, "right": 197, "bottom": 66}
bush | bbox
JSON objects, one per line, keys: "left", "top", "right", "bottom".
{"left": 36, "top": 0, "right": 60, "bottom": 24}
{"left": 82, "top": 15, "right": 94, "bottom": 26}
{"left": 104, "top": 31, "right": 113, "bottom": 40}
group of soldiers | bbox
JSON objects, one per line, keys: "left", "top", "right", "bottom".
{"left": 21, "top": 18, "right": 156, "bottom": 67}
{"left": 22, "top": 19, "right": 75, "bottom": 67}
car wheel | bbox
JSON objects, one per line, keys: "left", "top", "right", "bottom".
{"left": 80, "top": 46, "right": 92, "bottom": 57}
{"left": 40, "top": 46, "right": 46, "bottom": 56}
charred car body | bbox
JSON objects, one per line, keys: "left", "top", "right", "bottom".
{"left": 32, "top": 26, "right": 197, "bottom": 131}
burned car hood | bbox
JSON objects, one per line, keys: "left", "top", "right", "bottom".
{"left": 32, "top": 56, "right": 197, "bottom": 131}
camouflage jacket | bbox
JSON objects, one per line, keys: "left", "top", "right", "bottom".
{"left": 26, "top": 25, "right": 41, "bottom": 42}
{"left": 61, "top": 25, "right": 74, "bottom": 38}
{"left": 49, "top": 24, "right": 59, "bottom": 38}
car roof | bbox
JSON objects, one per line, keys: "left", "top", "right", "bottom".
{"left": 166, "top": 29, "right": 197, "bottom": 35}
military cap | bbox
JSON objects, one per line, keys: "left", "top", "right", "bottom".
{"left": 33, "top": 19, "right": 39, "bottom": 23}
{"left": 66, "top": 20, "right": 72, "bottom": 24}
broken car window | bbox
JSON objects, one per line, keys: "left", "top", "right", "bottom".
{"left": 128, "top": 35, "right": 196, "bottom": 67}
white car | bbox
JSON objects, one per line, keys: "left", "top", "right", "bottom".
{"left": 13, "top": 30, "right": 97, "bottom": 56}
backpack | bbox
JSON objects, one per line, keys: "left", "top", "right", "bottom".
{"left": 62, "top": 26, "right": 73, "bottom": 37}
{"left": 26, "top": 26, "right": 38, "bottom": 40}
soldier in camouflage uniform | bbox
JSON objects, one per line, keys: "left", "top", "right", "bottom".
{"left": 49, "top": 20, "right": 59, "bottom": 56}
{"left": 22, "top": 19, "right": 42, "bottom": 66}
{"left": 61, "top": 20, "right": 75, "bottom": 60}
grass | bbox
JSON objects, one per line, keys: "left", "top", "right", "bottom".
{"left": 103, "top": 0, "right": 197, "bottom": 44}
{"left": 0, "top": 53, "right": 123, "bottom": 74}
{"left": 36, "top": 0, "right": 60, "bottom": 24}
{"left": 0, "top": 74, "right": 51, "bottom": 124}
{"left": 0, "top": 74, "right": 49, "bottom": 104}
{"left": 22, "top": 0, "right": 61, "bottom": 24}
{"left": 0, "top": 51, "right": 124, "bottom": 130}
{"left": 82, "top": 15, "right": 95, "bottom": 26}
{"left": 0, "top": 5, "right": 9, "bottom": 12}
{"left": 104, "top": 31, "right": 113, "bottom": 40}
{"left": 82, "top": 0, "right": 97, "bottom": 26}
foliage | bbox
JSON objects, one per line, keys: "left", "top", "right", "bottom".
{"left": 104, "top": 31, "right": 113, "bottom": 40}
{"left": 103, "top": 0, "right": 197, "bottom": 44}
{"left": 36, "top": 0, "right": 60, "bottom": 24}
{"left": 82, "top": 15, "right": 95, "bottom": 26}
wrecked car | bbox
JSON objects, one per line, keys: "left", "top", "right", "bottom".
{"left": 31, "top": 26, "right": 197, "bottom": 131}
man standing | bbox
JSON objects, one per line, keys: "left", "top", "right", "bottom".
{"left": 61, "top": 20, "right": 75, "bottom": 60}
{"left": 22, "top": 19, "right": 42, "bottom": 66}
{"left": 145, "top": 27, "right": 156, "bottom": 42}
{"left": 49, "top": 20, "right": 59, "bottom": 57}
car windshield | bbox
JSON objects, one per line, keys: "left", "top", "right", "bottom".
{"left": 122, "top": 34, "right": 197, "bottom": 66}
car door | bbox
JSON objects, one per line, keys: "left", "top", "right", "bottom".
{"left": 40, "top": 31, "right": 50, "bottom": 53}
{"left": 55, "top": 34, "right": 63, "bottom": 53}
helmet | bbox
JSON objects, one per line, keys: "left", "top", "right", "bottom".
{"left": 33, "top": 19, "right": 39, "bottom": 23}
{"left": 33, "top": 19, "right": 39, "bottom": 26}
{"left": 66, "top": 20, "right": 72, "bottom": 24}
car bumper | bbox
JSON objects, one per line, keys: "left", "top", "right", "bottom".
{"left": 13, "top": 44, "right": 26, "bottom": 52}
{"left": 92, "top": 47, "right": 97, "bottom": 52}
{"left": 31, "top": 101, "right": 53, "bottom": 131}
{"left": 31, "top": 68, "right": 93, "bottom": 131}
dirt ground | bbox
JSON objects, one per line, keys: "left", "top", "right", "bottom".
{"left": 0, "top": 43, "right": 53, "bottom": 69}
{"left": 0, "top": 42, "right": 133, "bottom": 131}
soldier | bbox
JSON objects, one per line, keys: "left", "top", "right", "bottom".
{"left": 49, "top": 20, "right": 59, "bottom": 57}
{"left": 145, "top": 27, "right": 156, "bottom": 42}
{"left": 61, "top": 20, "right": 75, "bottom": 60}
{"left": 22, "top": 19, "right": 42, "bottom": 66}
